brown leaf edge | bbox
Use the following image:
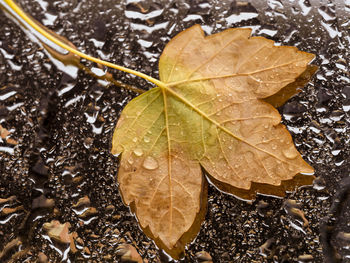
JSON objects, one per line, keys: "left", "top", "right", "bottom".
{"left": 127, "top": 175, "right": 209, "bottom": 260}
{"left": 207, "top": 172, "right": 315, "bottom": 201}
{"left": 264, "top": 65, "right": 318, "bottom": 108}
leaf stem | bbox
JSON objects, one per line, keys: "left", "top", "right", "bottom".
{"left": 3, "top": 0, "right": 166, "bottom": 88}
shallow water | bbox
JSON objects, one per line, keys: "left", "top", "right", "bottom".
{"left": 0, "top": 0, "right": 349, "bottom": 262}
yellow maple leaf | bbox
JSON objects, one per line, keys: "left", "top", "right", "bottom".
{"left": 112, "top": 25, "right": 314, "bottom": 255}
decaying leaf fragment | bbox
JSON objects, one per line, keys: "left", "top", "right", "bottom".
{"left": 112, "top": 25, "right": 315, "bottom": 257}
{"left": 43, "top": 220, "right": 71, "bottom": 244}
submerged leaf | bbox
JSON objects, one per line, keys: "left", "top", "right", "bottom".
{"left": 112, "top": 25, "right": 315, "bottom": 257}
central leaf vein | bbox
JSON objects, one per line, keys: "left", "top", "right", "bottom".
{"left": 161, "top": 87, "right": 173, "bottom": 235}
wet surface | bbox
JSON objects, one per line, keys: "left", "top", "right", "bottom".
{"left": 0, "top": 0, "right": 350, "bottom": 262}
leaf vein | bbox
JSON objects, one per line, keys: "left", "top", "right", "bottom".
{"left": 166, "top": 58, "right": 306, "bottom": 87}
{"left": 185, "top": 36, "right": 240, "bottom": 79}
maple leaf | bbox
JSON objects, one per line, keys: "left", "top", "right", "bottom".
{"left": 111, "top": 25, "right": 315, "bottom": 256}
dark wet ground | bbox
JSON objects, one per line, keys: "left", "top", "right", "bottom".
{"left": 0, "top": 0, "right": 350, "bottom": 262}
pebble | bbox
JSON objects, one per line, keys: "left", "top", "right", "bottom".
{"left": 37, "top": 252, "right": 48, "bottom": 263}
{"left": 195, "top": 250, "right": 213, "bottom": 263}
{"left": 32, "top": 195, "right": 55, "bottom": 209}
{"left": 116, "top": 244, "right": 143, "bottom": 263}
{"left": 43, "top": 220, "right": 71, "bottom": 244}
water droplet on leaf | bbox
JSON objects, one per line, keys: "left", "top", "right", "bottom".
{"left": 283, "top": 147, "right": 298, "bottom": 159}
{"left": 142, "top": 156, "right": 159, "bottom": 170}
{"left": 133, "top": 148, "right": 143, "bottom": 156}
{"left": 128, "top": 156, "right": 134, "bottom": 164}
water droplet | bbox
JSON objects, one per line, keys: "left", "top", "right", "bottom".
{"left": 128, "top": 156, "right": 134, "bottom": 164}
{"left": 283, "top": 147, "right": 298, "bottom": 159}
{"left": 132, "top": 137, "right": 138, "bottom": 143}
{"left": 133, "top": 148, "right": 143, "bottom": 157}
{"left": 142, "top": 156, "right": 158, "bottom": 170}
{"left": 272, "top": 144, "right": 277, "bottom": 150}
{"left": 143, "top": 136, "right": 150, "bottom": 143}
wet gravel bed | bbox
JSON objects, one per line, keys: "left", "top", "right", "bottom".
{"left": 1, "top": 0, "right": 350, "bottom": 262}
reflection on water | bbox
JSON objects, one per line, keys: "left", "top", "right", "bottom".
{"left": 0, "top": 0, "right": 350, "bottom": 262}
